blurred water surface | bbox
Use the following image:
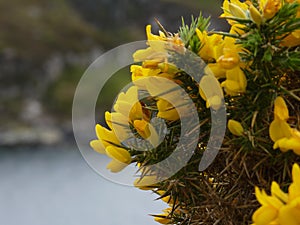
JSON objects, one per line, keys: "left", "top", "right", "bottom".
{"left": 0, "top": 146, "right": 167, "bottom": 225}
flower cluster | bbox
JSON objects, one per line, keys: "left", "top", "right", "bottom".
{"left": 89, "top": 0, "right": 300, "bottom": 224}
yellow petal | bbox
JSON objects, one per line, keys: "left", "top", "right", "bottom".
{"left": 249, "top": 4, "right": 263, "bottom": 26}
{"left": 156, "top": 99, "right": 180, "bottom": 121}
{"left": 278, "top": 199, "right": 300, "bottom": 225}
{"left": 134, "top": 175, "right": 158, "bottom": 189}
{"left": 222, "top": 67, "right": 247, "bottom": 96}
{"left": 217, "top": 52, "right": 240, "bottom": 70}
{"left": 273, "top": 137, "right": 300, "bottom": 154}
{"left": 228, "top": 119, "right": 244, "bottom": 136}
{"left": 269, "top": 119, "right": 291, "bottom": 142}
{"left": 96, "top": 124, "right": 121, "bottom": 147}
{"left": 134, "top": 119, "right": 151, "bottom": 139}
{"left": 105, "top": 146, "right": 131, "bottom": 164}
{"left": 205, "top": 64, "right": 226, "bottom": 79}
{"left": 252, "top": 205, "right": 278, "bottom": 225}
{"left": 292, "top": 163, "right": 300, "bottom": 186}
{"left": 89, "top": 140, "right": 106, "bottom": 154}
{"left": 288, "top": 164, "right": 300, "bottom": 201}
{"left": 154, "top": 215, "right": 171, "bottom": 224}
{"left": 274, "top": 96, "right": 289, "bottom": 121}
{"left": 106, "top": 159, "right": 128, "bottom": 173}
{"left": 271, "top": 182, "right": 288, "bottom": 203}
{"left": 199, "top": 75, "right": 224, "bottom": 110}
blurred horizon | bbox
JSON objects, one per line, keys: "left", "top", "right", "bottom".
{"left": 0, "top": 0, "right": 226, "bottom": 147}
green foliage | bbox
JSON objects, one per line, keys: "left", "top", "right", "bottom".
{"left": 179, "top": 13, "right": 210, "bottom": 52}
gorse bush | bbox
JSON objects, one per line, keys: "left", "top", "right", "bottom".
{"left": 90, "top": 0, "right": 300, "bottom": 224}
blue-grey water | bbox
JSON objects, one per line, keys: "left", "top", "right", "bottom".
{"left": 0, "top": 146, "right": 167, "bottom": 225}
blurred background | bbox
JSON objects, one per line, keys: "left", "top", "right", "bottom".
{"left": 0, "top": 0, "right": 226, "bottom": 224}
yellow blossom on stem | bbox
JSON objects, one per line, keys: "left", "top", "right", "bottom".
{"left": 113, "top": 86, "right": 144, "bottom": 121}
{"left": 130, "top": 65, "right": 161, "bottom": 82}
{"left": 195, "top": 29, "right": 224, "bottom": 61}
{"left": 156, "top": 98, "right": 180, "bottom": 121}
{"left": 269, "top": 96, "right": 300, "bottom": 155}
{"left": 221, "top": 66, "right": 247, "bottom": 96}
{"left": 252, "top": 182, "right": 286, "bottom": 225}
{"left": 133, "top": 119, "right": 160, "bottom": 148}
{"left": 217, "top": 37, "right": 241, "bottom": 70}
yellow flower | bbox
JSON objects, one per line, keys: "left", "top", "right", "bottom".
{"left": 269, "top": 96, "right": 300, "bottom": 155}
{"left": 91, "top": 121, "right": 122, "bottom": 151}
{"left": 259, "top": 0, "right": 282, "bottom": 19}
{"left": 113, "top": 86, "right": 144, "bottom": 121}
{"left": 105, "top": 111, "right": 132, "bottom": 142}
{"left": 199, "top": 74, "right": 224, "bottom": 110}
{"left": 133, "top": 47, "right": 166, "bottom": 63}
{"left": 229, "top": 23, "right": 246, "bottom": 35}
{"left": 137, "top": 76, "right": 190, "bottom": 121}
{"left": 156, "top": 98, "right": 180, "bottom": 121}
{"left": 252, "top": 182, "right": 286, "bottom": 225}
{"left": 217, "top": 37, "right": 241, "bottom": 70}
{"left": 130, "top": 65, "right": 161, "bottom": 82}
{"left": 133, "top": 25, "right": 184, "bottom": 63}
{"left": 221, "top": 0, "right": 248, "bottom": 25}
{"left": 195, "top": 29, "right": 224, "bottom": 61}
{"left": 276, "top": 166, "right": 300, "bottom": 224}
{"left": 228, "top": 119, "right": 244, "bottom": 136}
{"left": 253, "top": 164, "right": 300, "bottom": 225}
{"left": 133, "top": 119, "right": 160, "bottom": 147}
{"left": 221, "top": 66, "right": 247, "bottom": 96}
{"left": 90, "top": 123, "right": 132, "bottom": 173}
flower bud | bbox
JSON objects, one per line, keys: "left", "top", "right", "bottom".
{"left": 249, "top": 4, "right": 262, "bottom": 26}
{"left": 228, "top": 119, "right": 244, "bottom": 136}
